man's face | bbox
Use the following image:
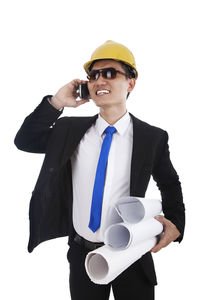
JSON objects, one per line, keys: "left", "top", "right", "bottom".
{"left": 87, "top": 60, "right": 135, "bottom": 109}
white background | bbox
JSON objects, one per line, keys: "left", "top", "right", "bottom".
{"left": 1, "top": 0, "right": 199, "bottom": 299}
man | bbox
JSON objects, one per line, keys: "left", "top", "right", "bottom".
{"left": 14, "top": 40, "right": 185, "bottom": 300}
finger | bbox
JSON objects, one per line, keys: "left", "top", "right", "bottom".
{"left": 155, "top": 217, "right": 180, "bottom": 240}
{"left": 71, "top": 80, "right": 89, "bottom": 97}
{"left": 151, "top": 241, "right": 165, "bottom": 253}
{"left": 154, "top": 215, "right": 166, "bottom": 223}
{"left": 72, "top": 88, "right": 80, "bottom": 98}
{"left": 151, "top": 235, "right": 172, "bottom": 252}
{"left": 151, "top": 244, "right": 162, "bottom": 253}
{"left": 81, "top": 80, "right": 89, "bottom": 84}
{"left": 154, "top": 216, "right": 172, "bottom": 227}
{"left": 72, "top": 79, "right": 88, "bottom": 86}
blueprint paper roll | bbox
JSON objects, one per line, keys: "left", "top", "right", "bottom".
{"left": 116, "top": 197, "right": 162, "bottom": 224}
{"left": 104, "top": 218, "right": 163, "bottom": 250}
{"left": 85, "top": 237, "right": 157, "bottom": 285}
{"left": 105, "top": 206, "right": 124, "bottom": 229}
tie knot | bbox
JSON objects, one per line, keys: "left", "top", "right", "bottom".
{"left": 104, "top": 126, "right": 116, "bottom": 135}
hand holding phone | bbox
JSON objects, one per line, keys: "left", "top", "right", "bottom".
{"left": 52, "top": 79, "right": 90, "bottom": 110}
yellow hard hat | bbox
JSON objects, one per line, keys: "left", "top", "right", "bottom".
{"left": 83, "top": 40, "right": 138, "bottom": 79}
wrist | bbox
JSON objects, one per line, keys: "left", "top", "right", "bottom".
{"left": 51, "top": 95, "right": 64, "bottom": 110}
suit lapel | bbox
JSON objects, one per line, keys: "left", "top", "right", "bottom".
{"left": 60, "top": 114, "right": 98, "bottom": 168}
{"left": 129, "top": 113, "right": 147, "bottom": 196}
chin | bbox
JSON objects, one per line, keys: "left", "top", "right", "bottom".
{"left": 92, "top": 97, "right": 109, "bottom": 107}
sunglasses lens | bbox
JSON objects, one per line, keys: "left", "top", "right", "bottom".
{"left": 102, "top": 68, "right": 116, "bottom": 79}
{"left": 88, "top": 68, "right": 117, "bottom": 81}
{"left": 95, "top": 72, "right": 99, "bottom": 80}
{"left": 106, "top": 70, "right": 112, "bottom": 79}
{"left": 88, "top": 70, "right": 99, "bottom": 81}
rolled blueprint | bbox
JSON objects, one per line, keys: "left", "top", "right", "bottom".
{"left": 85, "top": 237, "right": 157, "bottom": 284}
{"left": 104, "top": 205, "right": 124, "bottom": 229}
{"left": 85, "top": 197, "right": 163, "bottom": 285}
{"left": 104, "top": 218, "right": 163, "bottom": 250}
{"left": 115, "top": 196, "right": 162, "bottom": 224}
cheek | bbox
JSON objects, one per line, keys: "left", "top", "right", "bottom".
{"left": 87, "top": 84, "right": 94, "bottom": 95}
{"left": 114, "top": 83, "right": 128, "bottom": 95}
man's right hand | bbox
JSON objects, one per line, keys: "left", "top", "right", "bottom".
{"left": 51, "top": 79, "right": 90, "bottom": 110}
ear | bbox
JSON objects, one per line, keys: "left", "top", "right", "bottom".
{"left": 127, "top": 78, "right": 136, "bottom": 92}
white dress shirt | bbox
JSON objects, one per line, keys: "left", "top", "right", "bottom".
{"left": 71, "top": 112, "right": 133, "bottom": 242}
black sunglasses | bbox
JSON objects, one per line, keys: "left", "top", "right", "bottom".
{"left": 87, "top": 67, "right": 127, "bottom": 81}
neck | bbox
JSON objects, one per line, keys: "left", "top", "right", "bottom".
{"left": 99, "top": 105, "right": 127, "bottom": 125}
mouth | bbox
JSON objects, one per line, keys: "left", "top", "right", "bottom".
{"left": 96, "top": 89, "right": 111, "bottom": 96}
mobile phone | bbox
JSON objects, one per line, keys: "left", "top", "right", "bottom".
{"left": 79, "top": 83, "right": 90, "bottom": 99}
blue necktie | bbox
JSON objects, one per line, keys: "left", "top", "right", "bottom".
{"left": 88, "top": 126, "right": 116, "bottom": 232}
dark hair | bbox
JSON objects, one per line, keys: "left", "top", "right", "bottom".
{"left": 118, "top": 61, "right": 136, "bottom": 79}
{"left": 88, "top": 59, "right": 136, "bottom": 99}
{"left": 118, "top": 61, "right": 136, "bottom": 99}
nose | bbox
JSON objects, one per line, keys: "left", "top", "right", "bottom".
{"left": 95, "top": 73, "right": 107, "bottom": 84}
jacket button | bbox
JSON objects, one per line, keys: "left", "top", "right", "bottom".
{"left": 49, "top": 167, "right": 54, "bottom": 172}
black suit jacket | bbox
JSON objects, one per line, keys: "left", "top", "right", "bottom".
{"left": 14, "top": 96, "right": 185, "bottom": 285}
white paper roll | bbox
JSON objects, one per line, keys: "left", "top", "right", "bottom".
{"left": 115, "top": 196, "right": 162, "bottom": 223}
{"left": 104, "top": 218, "right": 163, "bottom": 250}
{"left": 104, "top": 205, "right": 124, "bottom": 229}
{"left": 85, "top": 237, "right": 157, "bottom": 285}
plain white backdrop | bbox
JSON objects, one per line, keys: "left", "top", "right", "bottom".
{"left": 1, "top": 0, "right": 199, "bottom": 299}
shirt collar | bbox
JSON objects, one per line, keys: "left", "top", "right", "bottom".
{"left": 95, "top": 111, "right": 131, "bottom": 136}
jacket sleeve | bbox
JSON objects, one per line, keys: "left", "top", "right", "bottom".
{"left": 152, "top": 131, "right": 185, "bottom": 242}
{"left": 14, "top": 96, "right": 63, "bottom": 153}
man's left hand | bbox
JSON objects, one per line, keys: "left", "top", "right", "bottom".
{"left": 151, "top": 216, "right": 181, "bottom": 253}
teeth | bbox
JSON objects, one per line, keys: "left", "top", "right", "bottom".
{"left": 96, "top": 90, "right": 110, "bottom": 95}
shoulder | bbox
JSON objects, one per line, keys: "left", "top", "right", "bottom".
{"left": 129, "top": 113, "right": 169, "bottom": 148}
{"left": 55, "top": 114, "right": 98, "bottom": 125}
{"left": 130, "top": 113, "right": 167, "bottom": 136}
{"left": 52, "top": 114, "right": 98, "bottom": 133}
